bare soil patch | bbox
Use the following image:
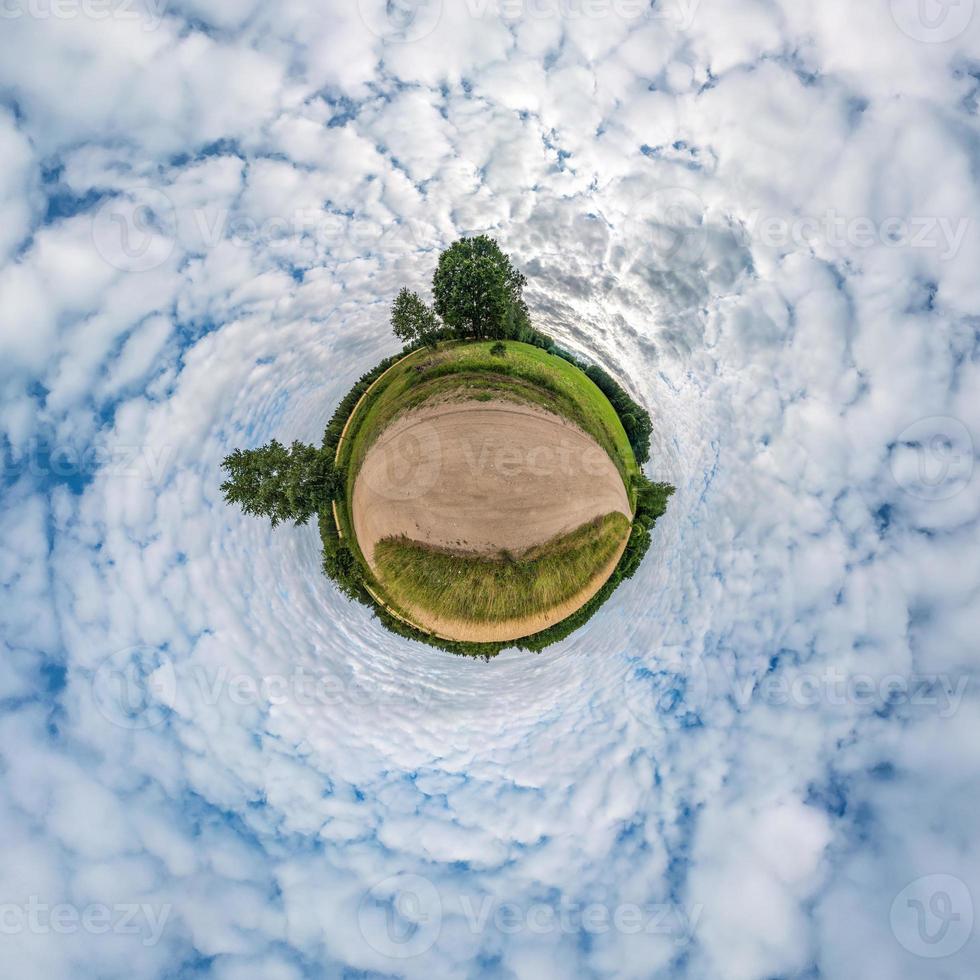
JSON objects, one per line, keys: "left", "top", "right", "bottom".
{"left": 351, "top": 400, "right": 632, "bottom": 641}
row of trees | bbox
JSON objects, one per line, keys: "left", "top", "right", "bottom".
{"left": 390, "top": 235, "right": 531, "bottom": 346}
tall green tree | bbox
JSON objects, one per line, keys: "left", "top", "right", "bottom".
{"left": 390, "top": 287, "right": 440, "bottom": 346}
{"left": 220, "top": 440, "right": 337, "bottom": 528}
{"left": 432, "top": 236, "right": 529, "bottom": 340}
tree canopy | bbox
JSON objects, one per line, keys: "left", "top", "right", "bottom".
{"left": 220, "top": 440, "right": 337, "bottom": 528}
{"left": 390, "top": 287, "right": 440, "bottom": 347}
{"left": 431, "top": 235, "right": 529, "bottom": 340}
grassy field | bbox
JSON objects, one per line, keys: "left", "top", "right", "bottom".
{"left": 329, "top": 339, "right": 641, "bottom": 640}
{"left": 373, "top": 512, "right": 631, "bottom": 624}
{"left": 319, "top": 339, "right": 670, "bottom": 654}
{"left": 335, "top": 341, "right": 640, "bottom": 497}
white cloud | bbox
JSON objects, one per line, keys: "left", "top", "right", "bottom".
{"left": 0, "top": 0, "right": 977, "bottom": 977}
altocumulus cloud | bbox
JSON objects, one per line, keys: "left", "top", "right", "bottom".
{"left": 0, "top": 0, "right": 978, "bottom": 977}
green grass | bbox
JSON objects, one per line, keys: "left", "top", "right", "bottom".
{"left": 323, "top": 339, "right": 656, "bottom": 652}
{"left": 336, "top": 340, "right": 640, "bottom": 501}
{"left": 374, "top": 512, "right": 631, "bottom": 625}
{"left": 330, "top": 340, "right": 642, "bottom": 624}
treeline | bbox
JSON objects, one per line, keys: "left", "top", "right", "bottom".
{"left": 321, "top": 337, "right": 433, "bottom": 459}
{"left": 509, "top": 327, "right": 653, "bottom": 465}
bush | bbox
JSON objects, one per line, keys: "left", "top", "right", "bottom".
{"left": 490, "top": 341, "right": 507, "bottom": 356}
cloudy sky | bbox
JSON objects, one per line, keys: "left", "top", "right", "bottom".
{"left": 1, "top": 0, "right": 978, "bottom": 976}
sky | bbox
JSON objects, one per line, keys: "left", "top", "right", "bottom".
{"left": 0, "top": 0, "right": 978, "bottom": 977}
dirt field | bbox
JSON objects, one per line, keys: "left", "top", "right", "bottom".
{"left": 351, "top": 399, "right": 632, "bottom": 641}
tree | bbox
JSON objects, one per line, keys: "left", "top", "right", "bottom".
{"left": 390, "top": 288, "right": 440, "bottom": 347}
{"left": 432, "top": 236, "right": 528, "bottom": 340}
{"left": 220, "top": 440, "right": 337, "bottom": 528}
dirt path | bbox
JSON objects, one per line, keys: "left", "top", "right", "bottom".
{"left": 351, "top": 399, "right": 632, "bottom": 642}
{"left": 333, "top": 347, "right": 420, "bottom": 463}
